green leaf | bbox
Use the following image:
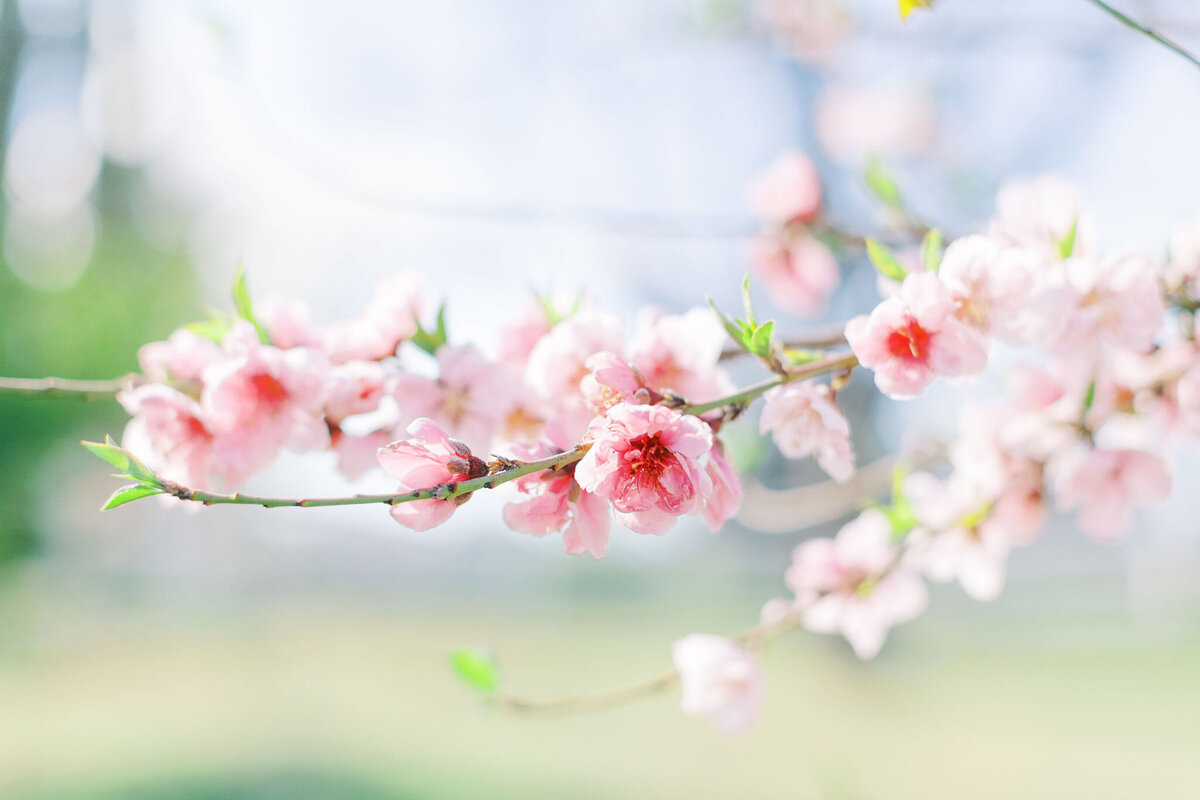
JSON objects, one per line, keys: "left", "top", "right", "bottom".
{"left": 1056, "top": 216, "right": 1078, "bottom": 260}
{"left": 411, "top": 303, "right": 449, "bottom": 356}
{"left": 864, "top": 158, "right": 903, "bottom": 209}
{"left": 884, "top": 464, "right": 917, "bottom": 538}
{"left": 231, "top": 267, "right": 269, "bottom": 344}
{"left": 102, "top": 483, "right": 163, "bottom": 511}
{"left": 865, "top": 238, "right": 908, "bottom": 282}
{"left": 82, "top": 436, "right": 159, "bottom": 486}
{"left": 183, "top": 310, "right": 233, "bottom": 343}
{"left": 749, "top": 320, "right": 774, "bottom": 358}
{"left": 451, "top": 647, "right": 499, "bottom": 693}
{"left": 741, "top": 275, "right": 758, "bottom": 328}
{"left": 784, "top": 348, "right": 822, "bottom": 366}
{"left": 709, "top": 298, "right": 749, "bottom": 350}
{"left": 919, "top": 228, "right": 944, "bottom": 272}
{"left": 1082, "top": 380, "right": 1096, "bottom": 413}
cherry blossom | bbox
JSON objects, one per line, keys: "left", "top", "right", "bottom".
{"left": 845, "top": 272, "right": 988, "bottom": 399}
{"left": 627, "top": 308, "right": 733, "bottom": 403}
{"left": 320, "top": 271, "right": 424, "bottom": 363}
{"left": 749, "top": 150, "right": 822, "bottom": 228}
{"left": 786, "top": 509, "right": 928, "bottom": 659}
{"left": 700, "top": 440, "right": 743, "bottom": 532}
{"left": 118, "top": 384, "right": 217, "bottom": 488}
{"left": 1052, "top": 446, "right": 1171, "bottom": 542}
{"left": 574, "top": 403, "right": 714, "bottom": 534}
{"left": 503, "top": 441, "right": 611, "bottom": 558}
{"left": 749, "top": 234, "right": 840, "bottom": 316}
{"left": 672, "top": 634, "right": 764, "bottom": 734}
{"left": 377, "top": 418, "right": 487, "bottom": 531}
{"left": 759, "top": 381, "right": 855, "bottom": 482}
{"left": 137, "top": 328, "right": 222, "bottom": 392}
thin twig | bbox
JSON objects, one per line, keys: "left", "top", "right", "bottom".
{"left": 719, "top": 327, "right": 848, "bottom": 361}
{"left": 0, "top": 374, "right": 141, "bottom": 400}
{"left": 1085, "top": 0, "right": 1200, "bottom": 71}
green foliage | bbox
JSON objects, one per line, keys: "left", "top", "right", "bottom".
{"left": 232, "top": 266, "right": 269, "bottom": 344}
{"left": 919, "top": 228, "right": 944, "bottom": 272}
{"left": 533, "top": 291, "right": 582, "bottom": 327}
{"left": 411, "top": 304, "right": 449, "bottom": 357}
{"left": 882, "top": 464, "right": 918, "bottom": 538}
{"left": 102, "top": 483, "right": 164, "bottom": 510}
{"left": 83, "top": 436, "right": 162, "bottom": 492}
{"left": 864, "top": 158, "right": 903, "bottom": 210}
{"left": 865, "top": 238, "right": 908, "bottom": 282}
{"left": 451, "top": 646, "right": 499, "bottom": 693}
{"left": 1056, "top": 217, "right": 1078, "bottom": 260}
{"left": 182, "top": 311, "right": 233, "bottom": 343}
{"left": 708, "top": 277, "right": 781, "bottom": 370}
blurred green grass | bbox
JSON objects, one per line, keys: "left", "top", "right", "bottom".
{"left": 1, "top": 584, "right": 1197, "bottom": 800}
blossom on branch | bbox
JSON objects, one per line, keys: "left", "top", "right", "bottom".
{"left": 377, "top": 417, "right": 487, "bottom": 531}
{"left": 759, "top": 380, "right": 855, "bottom": 482}
{"left": 672, "top": 634, "right": 764, "bottom": 734}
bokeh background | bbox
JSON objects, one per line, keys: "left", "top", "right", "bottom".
{"left": 3, "top": 1, "right": 1200, "bottom": 797}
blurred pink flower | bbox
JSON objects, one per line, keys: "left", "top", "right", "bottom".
{"left": 580, "top": 351, "right": 651, "bottom": 416}
{"left": 137, "top": 328, "right": 222, "bottom": 391}
{"left": 1054, "top": 253, "right": 1165, "bottom": 357}
{"left": 525, "top": 310, "right": 624, "bottom": 438}
{"left": 331, "top": 428, "right": 393, "bottom": 482}
{"left": 1052, "top": 446, "right": 1171, "bottom": 542}
{"left": 320, "top": 271, "right": 423, "bottom": 363}
{"left": 700, "top": 440, "right": 742, "bottom": 532}
{"left": 759, "top": 381, "right": 854, "bottom": 482}
{"left": 749, "top": 234, "right": 840, "bottom": 316}
{"left": 119, "top": 384, "right": 217, "bottom": 488}
{"left": 672, "top": 634, "right": 764, "bottom": 734}
{"left": 815, "top": 82, "right": 937, "bottom": 165}
{"left": 257, "top": 295, "right": 320, "bottom": 350}
{"left": 575, "top": 403, "right": 714, "bottom": 534}
{"left": 628, "top": 308, "right": 733, "bottom": 403}
{"left": 845, "top": 272, "right": 988, "bottom": 399}
{"left": 503, "top": 441, "right": 611, "bottom": 558}
{"left": 991, "top": 174, "right": 1094, "bottom": 260}
{"left": 749, "top": 150, "right": 822, "bottom": 227}
{"left": 393, "top": 345, "right": 518, "bottom": 453}
{"left": 377, "top": 417, "right": 486, "bottom": 531}
{"left": 786, "top": 509, "right": 928, "bottom": 659}
{"left": 200, "top": 329, "right": 332, "bottom": 482}
{"left": 325, "top": 360, "right": 391, "bottom": 423}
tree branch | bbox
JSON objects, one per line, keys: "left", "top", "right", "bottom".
{"left": 1086, "top": 0, "right": 1200, "bottom": 71}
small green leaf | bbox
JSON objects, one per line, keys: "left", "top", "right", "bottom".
{"left": 741, "top": 275, "right": 758, "bottom": 329}
{"left": 709, "top": 298, "right": 749, "bottom": 350}
{"left": 784, "top": 348, "right": 822, "bottom": 365}
{"left": 82, "top": 436, "right": 159, "bottom": 486}
{"left": 1056, "top": 216, "right": 1078, "bottom": 260}
{"left": 183, "top": 311, "right": 233, "bottom": 343}
{"left": 884, "top": 464, "right": 917, "bottom": 538}
{"left": 411, "top": 303, "right": 449, "bottom": 356}
{"left": 866, "top": 238, "right": 908, "bottom": 282}
{"left": 451, "top": 646, "right": 499, "bottom": 693}
{"left": 749, "top": 320, "right": 774, "bottom": 357}
{"left": 919, "top": 228, "right": 944, "bottom": 272}
{"left": 1082, "top": 380, "right": 1096, "bottom": 413}
{"left": 864, "top": 158, "right": 903, "bottom": 209}
{"left": 102, "top": 483, "right": 163, "bottom": 511}
{"left": 231, "top": 267, "right": 269, "bottom": 344}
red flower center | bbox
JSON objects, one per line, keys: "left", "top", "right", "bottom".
{"left": 627, "top": 433, "right": 673, "bottom": 482}
{"left": 886, "top": 318, "right": 932, "bottom": 362}
{"left": 250, "top": 372, "right": 289, "bottom": 414}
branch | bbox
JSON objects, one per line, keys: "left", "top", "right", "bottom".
{"left": 719, "top": 326, "right": 848, "bottom": 361}
{"left": 682, "top": 351, "right": 858, "bottom": 416}
{"left": 0, "top": 374, "right": 140, "bottom": 400}
{"left": 162, "top": 445, "right": 591, "bottom": 509}
{"left": 1086, "top": 0, "right": 1200, "bottom": 71}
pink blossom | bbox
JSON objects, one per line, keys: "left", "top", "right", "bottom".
{"left": 814, "top": 82, "right": 937, "bottom": 165}
{"left": 672, "top": 634, "right": 764, "bottom": 734}
{"left": 937, "top": 234, "right": 1057, "bottom": 345}
{"left": 331, "top": 428, "right": 393, "bottom": 481}
{"left": 325, "top": 361, "right": 391, "bottom": 423}
{"left": 1054, "top": 253, "right": 1165, "bottom": 356}
{"left": 377, "top": 418, "right": 487, "bottom": 531}
{"left": 786, "top": 509, "right": 928, "bottom": 659}
{"left": 137, "top": 328, "right": 222, "bottom": 391}
{"left": 991, "top": 174, "right": 1093, "bottom": 259}
{"left": 393, "top": 345, "right": 518, "bottom": 453}
{"left": 525, "top": 310, "right": 624, "bottom": 438}
{"left": 753, "top": 0, "right": 851, "bottom": 66}
{"left": 1165, "top": 212, "right": 1200, "bottom": 298}
{"left": 1052, "top": 446, "right": 1171, "bottom": 542}
{"left": 628, "top": 308, "right": 734, "bottom": 403}
{"left": 700, "top": 440, "right": 742, "bottom": 532}
{"left": 118, "top": 384, "right": 217, "bottom": 488}
{"left": 320, "top": 271, "right": 423, "bottom": 363}
{"left": 902, "top": 472, "right": 1012, "bottom": 602}
{"left": 580, "top": 351, "right": 652, "bottom": 416}
{"left": 759, "top": 381, "right": 855, "bottom": 482}
{"left": 498, "top": 298, "right": 555, "bottom": 371}
{"left": 749, "top": 150, "right": 822, "bottom": 227}
{"left": 200, "top": 331, "right": 332, "bottom": 483}
{"left": 502, "top": 442, "right": 611, "bottom": 558}
{"left": 574, "top": 403, "right": 714, "bottom": 534}
{"left": 257, "top": 295, "right": 319, "bottom": 350}
{"left": 749, "top": 234, "right": 840, "bottom": 316}
{"left": 844, "top": 272, "right": 988, "bottom": 399}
